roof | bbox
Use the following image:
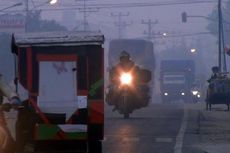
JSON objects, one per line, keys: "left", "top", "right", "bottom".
{"left": 12, "top": 31, "right": 104, "bottom": 47}
{"left": 110, "top": 38, "right": 153, "bottom": 44}
{"left": 160, "top": 60, "right": 195, "bottom": 72}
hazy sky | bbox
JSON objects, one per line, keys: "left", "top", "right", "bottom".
{"left": 0, "top": 0, "right": 217, "bottom": 40}
{"left": 0, "top": 0, "right": 220, "bottom": 64}
{"left": 38, "top": 0, "right": 219, "bottom": 68}
{"left": 39, "top": 0, "right": 216, "bottom": 37}
{"left": 0, "top": 0, "right": 222, "bottom": 83}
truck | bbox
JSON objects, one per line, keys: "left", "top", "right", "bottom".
{"left": 108, "top": 39, "right": 155, "bottom": 94}
{"left": 160, "top": 60, "right": 195, "bottom": 103}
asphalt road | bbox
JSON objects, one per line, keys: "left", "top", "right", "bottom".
{"left": 5, "top": 102, "right": 190, "bottom": 153}
{"left": 103, "top": 103, "right": 185, "bottom": 153}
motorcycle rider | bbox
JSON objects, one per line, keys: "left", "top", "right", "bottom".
{"left": 106, "top": 50, "right": 151, "bottom": 117}
{"left": 117, "top": 51, "right": 135, "bottom": 69}
{"left": 0, "top": 74, "right": 21, "bottom": 153}
{"left": 110, "top": 51, "right": 138, "bottom": 84}
{"left": 108, "top": 51, "right": 140, "bottom": 111}
{"left": 207, "top": 66, "right": 220, "bottom": 83}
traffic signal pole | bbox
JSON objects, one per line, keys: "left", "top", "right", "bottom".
{"left": 218, "top": 0, "right": 222, "bottom": 72}
{"left": 182, "top": 0, "right": 227, "bottom": 73}
{"left": 218, "top": 0, "right": 227, "bottom": 73}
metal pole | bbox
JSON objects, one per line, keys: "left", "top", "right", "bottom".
{"left": 83, "top": 0, "right": 87, "bottom": 31}
{"left": 111, "top": 12, "right": 130, "bottom": 39}
{"left": 148, "top": 19, "right": 152, "bottom": 40}
{"left": 142, "top": 19, "right": 158, "bottom": 40}
{"left": 220, "top": 4, "right": 227, "bottom": 72}
{"left": 118, "top": 12, "right": 122, "bottom": 39}
{"left": 218, "top": 0, "right": 222, "bottom": 72}
{"left": 25, "top": 0, "right": 29, "bottom": 32}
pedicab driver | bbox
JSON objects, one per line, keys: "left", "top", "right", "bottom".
{"left": 0, "top": 74, "right": 21, "bottom": 153}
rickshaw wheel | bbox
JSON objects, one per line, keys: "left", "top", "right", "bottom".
{"left": 227, "top": 104, "right": 230, "bottom": 111}
{"left": 88, "top": 140, "right": 102, "bottom": 153}
{"left": 124, "top": 113, "right": 130, "bottom": 119}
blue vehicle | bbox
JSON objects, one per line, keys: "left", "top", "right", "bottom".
{"left": 160, "top": 60, "right": 195, "bottom": 103}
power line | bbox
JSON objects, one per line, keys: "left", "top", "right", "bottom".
{"left": 1, "top": 0, "right": 217, "bottom": 13}
{"left": 153, "top": 31, "right": 213, "bottom": 38}
{"left": 111, "top": 12, "right": 132, "bottom": 39}
{"left": 40, "top": 1, "right": 217, "bottom": 11}
{"left": 60, "top": 0, "right": 217, "bottom": 8}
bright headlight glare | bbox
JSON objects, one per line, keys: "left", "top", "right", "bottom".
{"left": 181, "top": 92, "right": 185, "bottom": 96}
{"left": 164, "top": 93, "right": 168, "bottom": 96}
{"left": 120, "top": 73, "right": 132, "bottom": 85}
{"left": 192, "top": 91, "right": 198, "bottom": 95}
{"left": 49, "top": 0, "right": 58, "bottom": 5}
{"left": 197, "top": 94, "right": 201, "bottom": 98}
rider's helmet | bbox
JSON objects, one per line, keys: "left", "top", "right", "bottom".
{"left": 119, "top": 51, "right": 130, "bottom": 62}
{"left": 212, "top": 66, "right": 219, "bottom": 74}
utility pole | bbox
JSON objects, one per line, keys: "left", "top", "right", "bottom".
{"left": 79, "top": 0, "right": 99, "bottom": 31}
{"left": 142, "top": 19, "right": 158, "bottom": 40}
{"left": 218, "top": 0, "right": 227, "bottom": 72}
{"left": 24, "top": 0, "right": 29, "bottom": 32}
{"left": 111, "top": 12, "right": 132, "bottom": 39}
{"left": 218, "top": 0, "right": 222, "bottom": 72}
{"left": 83, "top": 0, "right": 87, "bottom": 31}
{"left": 25, "top": 0, "right": 29, "bottom": 15}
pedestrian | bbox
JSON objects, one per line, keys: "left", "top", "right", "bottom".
{"left": 0, "top": 74, "right": 21, "bottom": 153}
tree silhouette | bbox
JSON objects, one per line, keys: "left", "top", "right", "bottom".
{"left": 0, "top": 11, "right": 67, "bottom": 80}
{"left": 26, "top": 10, "right": 66, "bottom": 32}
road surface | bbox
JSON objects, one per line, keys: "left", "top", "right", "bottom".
{"left": 6, "top": 102, "right": 230, "bottom": 153}
{"left": 103, "top": 103, "right": 185, "bottom": 153}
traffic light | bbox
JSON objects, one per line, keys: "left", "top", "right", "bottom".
{"left": 182, "top": 12, "right": 187, "bottom": 23}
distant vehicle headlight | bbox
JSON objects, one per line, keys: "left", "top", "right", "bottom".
{"left": 181, "top": 92, "right": 185, "bottom": 96}
{"left": 197, "top": 94, "right": 201, "bottom": 98}
{"left": 164, "top": 92, "right": 168, "bottom": 96}
{"left": 192, "top": 91, "right": 198, "bottom": 95}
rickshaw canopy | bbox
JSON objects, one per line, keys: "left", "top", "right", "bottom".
{"left": 11, "top": 31, "right": 104, "bottom": 53}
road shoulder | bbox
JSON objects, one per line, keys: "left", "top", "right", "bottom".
{"left": 183, "top": 103, "right": 230, "bottom": 153}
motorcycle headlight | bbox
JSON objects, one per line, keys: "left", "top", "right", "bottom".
{"left": 181, "top": 92, "right": 185, "bottom": 96}
{"left": 192, "top": 91, "right": 198, "bottom": 95}
{"left": 197, "top": 94, "right": 201, "bottom": 98}
{"left": 120, "top": 73, "right": 132, "bottom": 85}
{"left": 164, "top": 92, "right": 168, "bottom": 96}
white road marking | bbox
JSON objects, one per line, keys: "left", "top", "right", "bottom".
{"left": 155, "top": 138, "right": 173, "bottom": 143}
{"left": 103, "top": 136, "right": 140, "bottom": 142}
{"left": 174, "top": 105, "right": 188, "bottom": 153}
{"left": 122, "top": 137, "right": 140, "bottom": 142}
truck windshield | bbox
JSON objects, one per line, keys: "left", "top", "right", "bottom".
{"left": 163, "top": 75, "right": 185, "bottom": 84}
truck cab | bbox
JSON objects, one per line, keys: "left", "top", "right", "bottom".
{"left": 160, "top": 60, "right": 195, "bottom": 103}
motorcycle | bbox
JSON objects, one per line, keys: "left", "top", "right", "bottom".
{"left": 106, "top": 70, "right": 151, "bottom": 118}
{"left": 191, "top": 90, "right": 201, "bottom": 103}
{"left": 119, "top": 72, "right": 133, "bottom": 118}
